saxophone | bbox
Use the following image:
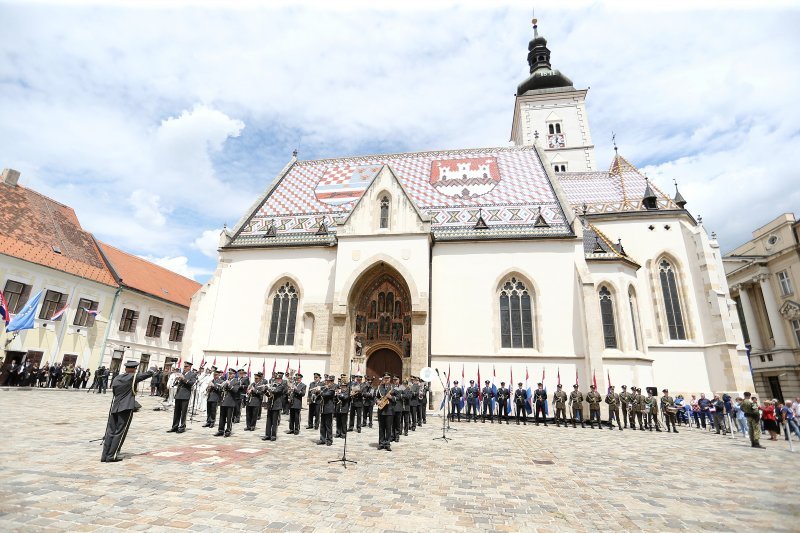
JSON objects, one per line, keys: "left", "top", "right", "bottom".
{"left": 376, "top": 385, "right": 393, "bottom": 410}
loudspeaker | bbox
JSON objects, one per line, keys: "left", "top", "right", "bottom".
{"left": 646, "top": 386, "right": 657, "bottom": 396}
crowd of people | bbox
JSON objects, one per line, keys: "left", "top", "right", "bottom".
{"left": 1, "top": 360, "right": 97, "bottom": 389}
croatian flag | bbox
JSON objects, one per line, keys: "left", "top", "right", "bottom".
{"left": 491, "top": 365, "right": 497, "bottom": 414}
{"left": 477, "top": 365, "right": 483, "bottom": 402}
{"left": 262, "top": 358, "right": 266, "bottom": 377}
{"left": 524, "top": 366, "right": 532, "bottom": 415}
{"left": 542, "top": 367, "right": 549, "bottom": 416}
{"left": 592, "top": 369, "right": 597, "bottom": 390}
{"left": 460, "top": 364, "right": 465, "bottom": 410}
{"left": 81, "top": 307, "right": 99, "bottom": 317}
{"left": 508, "top": 366, "right": 514, "bottom": 414}
{"left": 0, "top": 291, "right": 10, "bottom": 326}
{"left": 51, "top": 304, "right": 69, "bottom": 321}
{"left": 222, "top": 357, "right": 228, "bottom": 373}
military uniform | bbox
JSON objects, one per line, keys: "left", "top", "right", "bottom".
{"left": 646, "top": 392, "right": 662, "bottom": 432}
{"left": 401, "top": 381, "right": 413, "bottom": 435}
{"left": 262, "top": 375, "right": 287, "bottom": 441}
{"left": 465, "top": 381, "right": 480, "bottom": 422}
{"left": 514, "top": 385, "right": 528, "bottom": 425}
{"left": 169, "top": 363, "right": 197, "bottom": 433}
{"left": 631, "top": 388, "right": 645, "bottom": 430}
{"left": 569, "top": 386, "right": 585, "bottom": 428}
{"left": 604, "top": 388, "right": 623, "bottom": 430}
{"left": 214, "top": 370, "right": 240, "bottom": 437}
{"left": 481, "top": 381, "right": 494, "bottom": 423}
{"left": 235, "top": 371, "right": 249, "bottom": 424}
{"left": 450, "top": 382, "right": 463, "bottom": 422}
{"left": 101, "top": 361, "right": 154, "bottom": 462}
{"left": 317, "top": 377, "right": 336, "bottom": 446}
{"left": 660, "top": 390, "right": 679, "bottom": 433}
{"left": 245, "top": 375, "right": 265, "bottom": 431}
{"left": 287, "top": 376, "right": 307, "bottom": 435}
{"left": 496, "top": 384, "right": 510, "bottom": 424}
{"left": 409, "top": 378, "right": 420, "bottom": 430}
{"left": 533, "top": 385, "right": 547, "bottom": 426}
{"left": 348, "top": 377, "right": 364, "bottom": 432}
{"left": 741, "top": 394, "right": 764, "bottom": 448}
{"left": 619, "top": 386, "right": 630, "bottom": 428}
{"left": 306, "top": 375, "right": 323, "bottom": 429}
{"left": 553, "top": 386, "right": 568, "bottom": 426}
{"left": 392, "top": 379, "right": 404, "bottom": 441}
{"left": 375, "top": 375, "right": 395, "bottom": 450}
{"left": 419, "top": 381, "right": 429, "bottom": 424}
{"left": 204, "top": 371, "right": 222, "bottom": 427}
{"left": 335, "top": 384, "right": 351, "bottom": 438}
{"left": 362, "top": 382, "right": 375, "bottom": 428}
{"left": 586, "top": 386, "right": 602, "bottom": 429}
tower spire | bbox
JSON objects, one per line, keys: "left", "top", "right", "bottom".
{"left": 516, "top": 15, "right": 574, "bottom": 95}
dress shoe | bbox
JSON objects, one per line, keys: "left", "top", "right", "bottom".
{"left": 285, "top": 430, "right": 294, "bottom": 434}
{"left": 270, "top": 437, "right": 276, "bottom": 441}
{"left": 167, "top": 428, "right": 178, "bottom": 433}
{"left": 294, "top": 430, "right": 299, "bottom": 435}
{"left": 316, "top": 440, "right": 325, "bottom": 445}
{"left": 106, "top": 457, "right": 123, "bottom": 463}
{"left": 326, "top": 442, "right": 332, "bottom": 446}
{"left": 224, "top": 432, "right": 231, "bottom": 437}
{"left": 176, "top": 428, "right": 185, "bottom": 434}
{"left": 261, "top": 436, "right": 270, "bottom": 441}
{"left": 214, "top": 431, "right": 224, "bottom": 437}
{"left": 673, "top": 429, "right": 679, "bottom": 433}
{"left": 385, "top": 445, "right": 392, "bottom": 451}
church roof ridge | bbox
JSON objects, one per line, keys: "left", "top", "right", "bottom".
{"left": 294, "top": 144, "right": 536, "bottom": 166}
{"left": 584, "top": 221, "right": 640, "bottom": 268}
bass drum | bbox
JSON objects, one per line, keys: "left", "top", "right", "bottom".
{"left": 419, "top": 367, "right": 436, "bottom": 383}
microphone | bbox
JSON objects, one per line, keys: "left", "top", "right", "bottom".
{"left": 435, "top": 368, "right": 440, "bottom": 375}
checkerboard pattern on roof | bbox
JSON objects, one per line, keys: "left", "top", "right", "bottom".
{"left": 242, "top": 146, "right": 568, "bottom": 237}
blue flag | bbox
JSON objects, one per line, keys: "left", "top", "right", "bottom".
{"left": 7, "top": 290, "right": 43, "bottom": 332}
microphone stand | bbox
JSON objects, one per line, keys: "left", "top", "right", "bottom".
{"left": 189, "top": 377, "right": 200, "bottom": 426}
{"left": 329, "top": 358, "right": 357, "bottom": 468}
{"left": 432, "top": 369, "right": 451, "bottom": 443}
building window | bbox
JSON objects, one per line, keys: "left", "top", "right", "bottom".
{"left": 38, "top": 290, "right": 67, "bottom": 320}
{"left": 628, "top": 289, "right": 640, "bottom": 350}
{"left": 599, "top": 286, "right": 617, "bottom": 349}
{"left": 169, "top": 321, "right": 185, "bottom": 342}
{"left": 499, "top": 277, "right": 534, "bottom": 348}
{"left": 792, "top": 319, "right": 800, "bottom": 347}
{"left": 777, "top": 270, "right": 793, "bottom": 296}
{"left": 73, "top": 298, "right": 99, "bottom": 327}
{"left": 268, "top": 282, "right": 299, "bottom": 346}
{"left": 548, "top": 123, "right": 562, "bottom": 134}
{"left": 2, "top": 280, "right": 32, "bottom": 314}
{"left": 145, "top": 315, "right": 164, "bottom": 338}
{"left": 658, "top": 259, "right": 686, "bottom": 340}
{"left": 379, "top": 196, "right": 390, "bottom": 229}
{"left": 767, "top": 375, "right": 783, "bottom": 402}
{"left": 118, "top": 308, "right": 139, "bottom": 332}
{"left": 138, "top": 354, "right": 150, "bottom": 375}
{"left": 553, "top": 164, "right": 567, "bottom": 173}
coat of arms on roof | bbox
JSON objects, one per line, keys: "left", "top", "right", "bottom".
{"left": 430, "top": 157, "right": 500, "bottom": 199}
{"left": 314, "top": 164, "right": 381, "bottom": 206}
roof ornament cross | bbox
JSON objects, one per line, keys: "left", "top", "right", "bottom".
{"left": 612, "top": 131, "right": 618, "bottom": 153}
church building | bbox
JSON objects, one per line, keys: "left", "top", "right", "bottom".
{"left": 182, "top": 21, "right": 753, "bottom": 399}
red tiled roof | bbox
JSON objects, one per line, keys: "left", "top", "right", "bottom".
{"left": 0, "top": 182, "right": 117, "bottom": 286}
{"left": 98, "top": 242, "right": 201, "bottom": 308}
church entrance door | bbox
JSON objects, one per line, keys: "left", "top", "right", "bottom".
{"left": 366, "top": 349, "right": 402, "bottom": 381}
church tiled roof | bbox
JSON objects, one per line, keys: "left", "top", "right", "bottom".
{"left": 558, "top": 154, "right": 679, "bottom": 215}
{"left": 582, "top": 220, "right": 640, "bottom": 269}
{"left": 0, "top": 181, "right": 117, "bottom": 286}
{"left": 229, "top": 145, "right": 573, "bottom": 246}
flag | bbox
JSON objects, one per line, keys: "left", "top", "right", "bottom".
{"left": 50, "top": 304, "right": 69, "bottom": 321}
{"left": 575, "top": 368, "right": 579, "bottom": 386}
{"left": 200, "top": 356, "right": 205, "bottom": 368}
{"left": 542, "top": 367, "right": 549, "bottom": 416}
{"left": 491, "top": 365, "right": 497, "bottom": 414}
{"left": 525, "top": 366, "right": 532, "bottom": 415}
{"left": 235, "top": 357, "right": 239, "bottom": 369}
{"left": 557, "top": 367, "right": 561, "bottom": 386}
{"left": 0, "top": 291, "right": 10, "bottom": 326}
{"left": 223, "top": 357, "right": 228, "bottom": 373}
{"left": 262, "top": 358, "right": 266, "bottom": 377}
{"left": 80, "top": 307, "right": 99, "bottom": 316}
{"left": 460, "top": 364, "right": 465, "bottom": 410}
{"left": 607, "top": 370, "right": 612, "bottom": 390}
{"left": 477, "top": 365, "right": 482, "bottom": 402}
{"left": 592, "top": 369, "right": 597, "bottom": 390}
{"left": 6, "top": 291, "right": 43, "bottom": 331}
{"left": 508, "top": 366, "right": 513, "bottom": 414}
{"left": 285, "top": 359, "right": 290, "bottom": 374}
{"left": 176, "top": 355, "right": 182, "bottom": 370}
{"left": 212, "top": 355, "right": 217, "bottom": 367}
{"left": 247, "top": 358, "right": 252, "bottom": 378}
{"left": 297, "top": 360, "right": 301, "bottom": 375}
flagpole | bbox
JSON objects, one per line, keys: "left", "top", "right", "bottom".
{"left": 50, "top": 284, "right": 79, "bottom": 365}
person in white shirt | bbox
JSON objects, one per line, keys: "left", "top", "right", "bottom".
{"left": 163, "top": 367, "right": 180, "bottom": 407}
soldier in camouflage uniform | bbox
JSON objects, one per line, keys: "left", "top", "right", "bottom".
{"left": 632, "top": 387, "right": 645, "bottom": 430}
{"left": 646, "top": 389, "right": 662, "bottom": 432}
{"left": 619, "top": 385, "right": 630, "bottom": 428}
{"left": 586, "top": 385, "right": 602, "bottom": 430}
{"left": 569, "top": 384, "right": 585, "bottom": 428}
{"left": 604, "top": 385, "right": 623, "bottom": 431}
{"left": 553, "top": 384, "right": 568, "bottom": 427}
{"left": 741, "top": 392, "right": 765, "bottom": 448}
{"left": 660, "top": 388, "right": 679, "bottom": 433}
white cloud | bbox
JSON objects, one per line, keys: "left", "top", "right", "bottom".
{"left": 192, "top": 229, "right": 222, "bottom": 259}
{"left": 0, "top": 3, "right": 797, "bottom": 266}
{"left": 137, "top": 255, "right": 211, "bottom": 281}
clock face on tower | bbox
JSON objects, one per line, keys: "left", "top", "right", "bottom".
{"left": 547, "top": 133, "right": 566, "bottom": 149}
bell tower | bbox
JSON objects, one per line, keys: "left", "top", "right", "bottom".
{"left": 510, "top": 17, "right": 597, "bottom": 173}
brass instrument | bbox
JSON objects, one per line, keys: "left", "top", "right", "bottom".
{"left": 309, "top": 385, "right": 323, "bottom": 404}
{"left": 376, "top": 385, "right": 393, "bottom": 410}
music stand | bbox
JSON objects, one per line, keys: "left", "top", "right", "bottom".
{"left": 432, "top": 369, "right": 451, "bottom": 443}
{"left": 329, "top": 358, "right": 357, "bottom": 468}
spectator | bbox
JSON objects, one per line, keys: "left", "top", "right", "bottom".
{"left": 782, "top": 400, "right": 800, "bottom": 441}
{"left": 698, "top": 393, "right": 714, "bottom": 430}
{"left": 690, "top": 395, "right": 702, "bottom": 428}
{"left": 761, "top": 400, "right": 779, "bottom": 441}
{"left": 712, "top": 394, "right": 728, "bottom": 435}
{"left": 733, "top": 397, "right": 748, "bottom": 436}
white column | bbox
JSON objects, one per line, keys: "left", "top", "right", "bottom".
{"left": 757, "top": 274, "right": 789, "bottom": 348}
{"left": 737, "top": 285, "right": 764, "bottom": 351}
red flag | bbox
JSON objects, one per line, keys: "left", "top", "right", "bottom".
{"left": 447, "top": 364, "right": 451, "bottom": 385}
{"left": 200, "top": 356, "right": 205, "bottom": 368}
{"left": 575, "top": 368, "right": 579, "bottom": 386}
{"left": 592, "top": 369, "right": 597, "bottom": 389}
{"left": 297, "top": 359, "right": 301, "bottom": 375}
{"left": 557, "top": 367, "right": 561, "bottom": 386}
{"left": 607, "top": 370, "right": 611, "bottom": 389}
{"left": 541, "top": 367, "right": 545, "bottom": 385}
{"left": 510, "top": 366, "right": 514, "bottom": 388}
{"left": 285, "top": 359, "right": 290, "bottom": 374}
{"left": 525, "top": 366, "right": 529, "bottom": 387}
{"left": 272, "top": 359, "right": 277, "bottom": 375}
{"left": 222, "top": 357, "right": 228, "bottom": 373}
{"left": 212, "top": 356, "right": 216, "bottom": 367}
{"left": 477, "top": 365, "right": 482, "bottom": 401}
{"left": 262, "top": 358, "right": 266, "bottom": 376}
{"left": 235, "top": 357, "right": 239, "bottom": 369}
{"left": 461, "top": 364, "right": 464, "bottom": 385}
{"left": 247, "top": 358, "right": 252, "bottom": 378}
{"left": 176, "top": 355, "right": 182, "bottom": 369}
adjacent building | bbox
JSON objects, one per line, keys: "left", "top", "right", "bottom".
{"left": 0, "top": 168, "right": 200, "bottom": 381}
{"left": 724, "top": 213, "right": 800, "bottom": 402}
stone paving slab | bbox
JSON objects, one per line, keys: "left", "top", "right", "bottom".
{"left": 0, "top": 388, "right": 797, "bottom": 532}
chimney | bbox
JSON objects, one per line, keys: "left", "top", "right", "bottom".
{"left": 2, "top": 168, "right": 21, "bottom": 187}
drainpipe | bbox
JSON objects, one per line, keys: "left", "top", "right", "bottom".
{"left": 428, "top": 234, "right": 434, "bottom": 409}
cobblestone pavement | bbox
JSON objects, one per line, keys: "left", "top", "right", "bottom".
{"left": 0, "top": 388, "right": 797, "bottom": 532}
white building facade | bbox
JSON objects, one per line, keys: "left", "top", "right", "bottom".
{"left": 183, "top": 23, "right": 753, "bottom": 403}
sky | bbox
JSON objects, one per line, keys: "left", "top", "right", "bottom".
{"left": 1, "top": 1, "right": 799, "bottom": 282}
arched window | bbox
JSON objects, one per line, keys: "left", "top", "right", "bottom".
{"left": 555, "top": 123, "right": 562, "bottom": 134}
{"left": 658, "top": 259, "right": 686, "bottom": 340}
{"left": 380, "top": 196, "right": 390, "bottom": 229}
{"left": 599, "top": 286, "right": 617, "bottom": 349}
{"left": 499, "top": 277, "right": 534, "bottom": 348}
{"left": 628, "top": 288, "right": 640, "bottom": 351}
{"left": 548, "top": 124, "right": 555, "bottom": 134}
{"left": 268, "top": 282, "right": 299, "bottom": 346}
